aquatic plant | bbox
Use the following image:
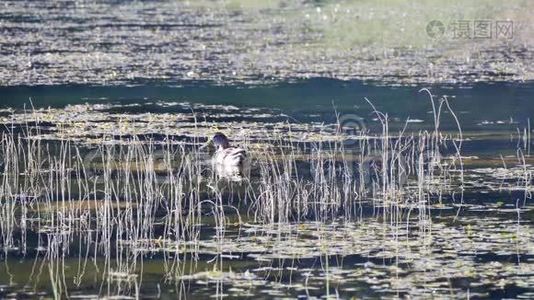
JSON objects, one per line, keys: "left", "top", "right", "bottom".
{"left": 4, "top": 92, "right": 531, "bottom": 299}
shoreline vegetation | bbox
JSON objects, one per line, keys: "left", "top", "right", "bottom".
{"left": 1, "top": 1, "right": 534, "bottom": 298}
{"left": 1, "top": 92, "right": 533, "bottom": 298}
{"left": 0, "top": 0, "right": 533, "bottom": 86}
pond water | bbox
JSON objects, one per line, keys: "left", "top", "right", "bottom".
{"left": 0, "top": 79, "right": 534, "bottom": 299}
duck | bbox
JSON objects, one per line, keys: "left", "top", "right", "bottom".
{"left": 210, "top": 132, "right": 249, "bottom": 178}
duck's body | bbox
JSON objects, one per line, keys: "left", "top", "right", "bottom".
{"left": 215, "top": 147, "right": 247, "bottom": 168}
{"left": 211, "top": 133, "right": 249, "bottom": 178}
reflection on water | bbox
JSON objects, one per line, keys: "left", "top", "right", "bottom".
{"left": 0, "top": 81, "right": 534, "bottom": 298}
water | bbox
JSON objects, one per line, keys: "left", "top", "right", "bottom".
{"left": 1, "top": 1, "right": 532, "bottom": 86}
{"left": 2, "top": 79, "right": 534, "bottom": 131}
{"left": 2, "top": 0, "right": 534, "bottom": 298}
{"left": 0, "top": 79, "right": 534, "bottom": 299}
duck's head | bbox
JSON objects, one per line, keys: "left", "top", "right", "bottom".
{"left": 212, "top": 132, "right": 230, "bottom": 150}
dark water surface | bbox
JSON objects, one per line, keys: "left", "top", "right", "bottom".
{"left": 2, "top": 79, "right": 534, "bottom": 131}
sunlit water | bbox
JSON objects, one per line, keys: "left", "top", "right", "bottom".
{"left": 1, "top": 0, "right": 532, "bottom": 86}
{"left": 0, "top": 80, "right": 533, "bottom": 299}
{"left": 2, "top": 1, "right": 534, "bottom": 298}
